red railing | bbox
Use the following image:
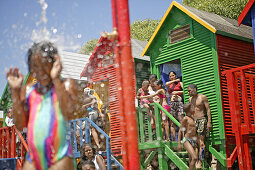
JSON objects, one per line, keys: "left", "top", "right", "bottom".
{"left": 222, "top": 63, "right": 255, "bottom": 170}
{"left": 0, "top": 126, "right": 28, "bottom": 170}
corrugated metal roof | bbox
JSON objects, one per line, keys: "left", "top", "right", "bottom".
{"left": 59, "top": 51, "right": 90, "bottom": 80}
{"left": 183, "top": 4, "right": 253, "bottom": 39}
{"left": 131, "top": 39, "right": 150, "bottom": 61}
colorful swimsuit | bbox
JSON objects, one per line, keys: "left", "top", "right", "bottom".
{"left": 139, "top": 88, "right": 152, "bottom": 105}
{"left": 158, "top": 93, "right": 170, "bottom": 112}
{"left": 26, "top": 84, "right": 72, "bottom": 170}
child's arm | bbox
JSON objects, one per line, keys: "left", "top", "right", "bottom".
{"left": 171, "top": 90, "right": 183, "bottom": 95}
{"left": 136, "top": 89, "right": 142, "bottom": 99}
{"left": 82, "top": 97, "right": 97, "bottom": 109}
{"left": 140, "top": 89, "right": 162, "bottom": 99}
{"left": 51, "top": 55, "right": 77, "bottom": 120}
{"left": 178, "top": 117, "right": 187, "bottom": 151}
{"left": 7, "top": 68, "right": 27, "bottom": 131}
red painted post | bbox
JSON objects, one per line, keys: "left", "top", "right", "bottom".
{"left": 111, "top": 0, "right": 129, "bottom": 168}
{"left": 243, "top": 135, "right": 252, "bottom": 170}
{"left": 248, "top": 76, "right": 255, "bottom": 124}
{"left": 225, "top": 72, "right": 245, "bottom": 169}
{"left": 116, "top": 0, "right": 140, "bottom": 169}
{"left": 240, "top": 70, "right": 252, "bottom": 132}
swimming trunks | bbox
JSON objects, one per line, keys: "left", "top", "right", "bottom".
{"left": 26, "top": 84, "right": 72, "bottom": 170}
{"left": 195, "top": 118, "right": 207, "bottom": 136}
{"left": 181, "top": 137, "right": 198, "bottom": 148}
{"left": 169, "top": 101, "right": 184, "bottom": 117}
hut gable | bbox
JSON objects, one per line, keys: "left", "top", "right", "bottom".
{"left": 142, "top": 1, "right": 253, "bottom": 56}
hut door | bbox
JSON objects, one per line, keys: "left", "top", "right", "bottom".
{"left": 160, "top": 59, "right": 182, "bottom": 84}
{"left": 160, "top": 59, "right": 182, "bottom": 102}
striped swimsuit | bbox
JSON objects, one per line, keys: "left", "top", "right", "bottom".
{"left": 26, "top": 84, "right": 72, "bottom": 170}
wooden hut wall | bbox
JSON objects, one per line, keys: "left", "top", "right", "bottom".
{"left": 91, "top": 65, "right": 122, "bottom": 155}
{"left": 216, "top": 35, "right": 255, "bottom": 139}
{"left": 148, "top": 7, "right": 225, "bottom": 144}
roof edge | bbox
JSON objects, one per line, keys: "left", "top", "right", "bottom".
{"left": 238, "top": 0, "right": 255, "bottom": 26}
{"left": 216, "top": 30, "right": 253, "bottom": 43}
{"left": 141, "top": 1, "right": 216, "bottom": 56}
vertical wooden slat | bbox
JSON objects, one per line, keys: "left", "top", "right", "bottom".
{"left": 249, "top": 76, "right": 255, "bottom": 124}
{"left": 240, "top": 70, "right": 252, "bottom": 132}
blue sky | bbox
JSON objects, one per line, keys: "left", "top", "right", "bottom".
{"left": 0, "top": 0, "right": 182, "bottom": 95}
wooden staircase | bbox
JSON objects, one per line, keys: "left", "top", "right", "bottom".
{"left": 69, "top": 117, "right": 123, "bottom": 170}
{"left": 137, "top": 103, "right": 189, "bottom": 169}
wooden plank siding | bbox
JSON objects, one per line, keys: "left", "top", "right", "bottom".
{"left": 91, "top": 65, "right": 122, "bottom": 155}
{"left": 216, "top": 35, "right": 255, "bottom": 137}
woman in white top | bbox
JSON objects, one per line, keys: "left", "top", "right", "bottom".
{"left": 79, "top": 143, "right": 106, "bottom": 170}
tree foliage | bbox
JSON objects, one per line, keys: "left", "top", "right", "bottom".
{"left": 130, "top": 19, "right": 160, "bottom": 41}
{"left": 79, "top": 39, "right": 98, "bottom": 55}
{"left": 183, "top": 0, "right": 249, "bottom": 20}
{"left": 79, "top": 19, "right": 160, "bottom": 54}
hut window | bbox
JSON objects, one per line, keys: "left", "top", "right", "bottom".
{"left": 169, "top": 24, "right": 190, "bottom": 44}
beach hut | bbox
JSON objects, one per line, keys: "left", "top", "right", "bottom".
{"left": 80, "top": 37, "right": 150, "bottom": 155}
{"left": 141, "top": 1, "right": 254, "bottom": 168}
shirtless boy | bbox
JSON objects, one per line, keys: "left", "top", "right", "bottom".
{"left": 187, "top": 84, "right": 212, "bottom": 168}
{"left": 178, "top": 103, "right": 198, "bottom": 170}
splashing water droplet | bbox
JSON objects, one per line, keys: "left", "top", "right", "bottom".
{"left": 77, "top": 34, "right": 82, "bottom": 38}
{"left": 52, "top": 28, "right": 57, "bottom": 34}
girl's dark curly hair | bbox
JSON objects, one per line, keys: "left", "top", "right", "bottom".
{"left": 155, "top": 79, "right": 166, "bottom": 91}
{"left": 80, "top": 143, "right": 96, "bottom": 160}
{"left": 27, "top": 41, "right": 58, "bottom": 72}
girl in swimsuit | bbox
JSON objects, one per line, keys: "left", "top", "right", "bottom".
{"left": 7, "top": 41, "right": 78, "bottom": 170}
{"left": 140, "top": 80, "right": 171, "bottom": 141}
{"left": 136, "top": 80, "right": 154, "bottom": 125}
{"left": 166, "top": 71, "right": 184, "bottom": 140}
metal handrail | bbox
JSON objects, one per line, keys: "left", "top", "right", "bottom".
{"left": 69, "top": 117, "right": 123, "bottom": 170}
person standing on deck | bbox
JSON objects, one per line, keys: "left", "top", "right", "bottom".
{"left": 187, "top": 84, "right": 212, "bottom": 169}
